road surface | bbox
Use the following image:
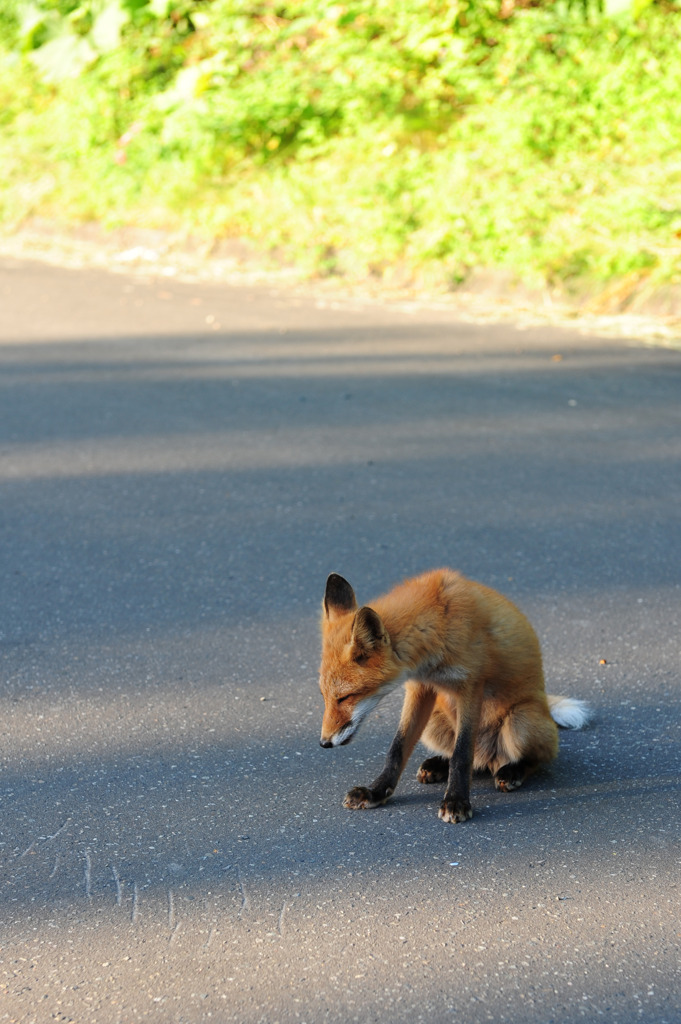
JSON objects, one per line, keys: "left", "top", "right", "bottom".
{"left": 1, "top": 257, "right": 680, "bottom": 1023}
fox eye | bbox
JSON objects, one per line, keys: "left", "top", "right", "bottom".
{"left": 337, "top": 693, "right": 356, "bottom": 704}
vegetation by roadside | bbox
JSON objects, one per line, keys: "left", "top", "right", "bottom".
{"left": 1, "top": 0, "right": 681, "bottom": 307}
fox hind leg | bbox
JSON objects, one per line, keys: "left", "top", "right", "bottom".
{"left": 416, "top": 756, "right": 449, "bottom": 784}
{"left": 491, "top": 700, "right": 559, "bottom": 792}
{"left": 418, "top": 701, "right": 456, "bottom": 785}
{"left": 421, "top": 699, "right": 456, "bottom": 745}
{"left": 493, "top": 758, "right": 537, "bottom": 791}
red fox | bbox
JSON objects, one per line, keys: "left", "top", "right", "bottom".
{"left": 318, "top": 569, "right": 589, "bottom": 823}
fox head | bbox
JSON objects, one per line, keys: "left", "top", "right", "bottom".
{"left": 318, "top": 573, "right": 402, "bottom": 748}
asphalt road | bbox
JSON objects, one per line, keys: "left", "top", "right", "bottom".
{"left": 1, "top": 257, "right": 680, "bottom": 1024}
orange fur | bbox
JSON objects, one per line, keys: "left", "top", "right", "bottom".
{"left": 318, "top": 569, "right": 588, "bottom": 822}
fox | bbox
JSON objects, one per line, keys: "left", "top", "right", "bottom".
{"left": 318, "top": 568, "right": 589, "bottom": 823}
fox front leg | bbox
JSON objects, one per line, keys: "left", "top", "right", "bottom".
{"left": 438, "top": 717, "right": 475, "bottom": 823}
{"left": 344, "top": 682, "right": 436, "bottom": 810}
{"left": 343, "top": 730, "right": 404, "bottom": 808}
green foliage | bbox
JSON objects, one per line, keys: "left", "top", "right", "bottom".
{"left": 1, "top": 0, "right": 681, "bottom": 291}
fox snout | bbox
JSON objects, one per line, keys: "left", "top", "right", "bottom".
{"left": 319, "top": 690, "right": 386, "bottom": 749}
{"left": 319, "top": 713, "right": 357, "bottom": 748}
{"left": 319, "top": 688, "right": 360, "bottom": 748}
{"left": 319, "top": 727, "right": 355, "bottom": 748}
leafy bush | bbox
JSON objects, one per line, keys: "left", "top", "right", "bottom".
{"left": 1, "top": 0, "right": 681, "bottom": 291}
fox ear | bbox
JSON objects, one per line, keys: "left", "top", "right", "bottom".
{"left": 350, "top": 606, "right": 390, "bottom": 658}
{"left": 323, "top": 573, "right": 357, "bottom": 620}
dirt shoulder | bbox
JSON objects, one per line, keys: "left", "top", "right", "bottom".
{"left": 3, "top": 218, "right": 680, "bottom": 349}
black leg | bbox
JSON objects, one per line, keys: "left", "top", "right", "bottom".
{"left": 344, "top": 682, "right": 437, "bottom": 811}
{"left": 343, "top": 732, "right": 404, "bottom": 809}
{"left": 438, "top": 721, "right": 474, "bottom": 823}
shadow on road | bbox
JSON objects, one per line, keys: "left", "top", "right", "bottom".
{"left": 1, "top": 305, "right": 679, "bottom": 1022}
{"left": 1, "top": 329, "right": 680, "bottom": 646}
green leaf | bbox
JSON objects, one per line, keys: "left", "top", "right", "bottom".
{"left": 30, "top": 31, "right": 97, "bottom": 81}
{"left": 17, "top": 3, "right": 56, "bottom": 48}
{"left": 632, "top": 0, "right": 656, "bottom": 15}
{"left": 91, "top": 0, "right": 129, "bottom": 53}
{"left": 148, "top": 0, "right": 171, "bottom": 16}
{"left": 154, "top": 59, "right": 219, "bottom": 111}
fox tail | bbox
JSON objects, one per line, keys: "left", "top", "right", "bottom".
{"left": 547, "top": 695, "right": 591, "bottom": 730}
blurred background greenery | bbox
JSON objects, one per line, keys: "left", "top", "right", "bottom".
{"left": 1, "top": 0, "right": 680, "bottom": 299}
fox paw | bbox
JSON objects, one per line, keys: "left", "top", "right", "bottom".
{"left": 494, "top": 762, "right": 528, "bottom": 792}
{"left": 343, "top": 786, "right": 392, "bottom": 809}
{"left": 416, "top": 756, "right": 449, "bottom": 785}
{"left": 438, "top": 796, "right": 473, "bottom": 823}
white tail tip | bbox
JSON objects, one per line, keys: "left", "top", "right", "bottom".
{"left": 548, "top": 696, "right": 590, "bottom": 730}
